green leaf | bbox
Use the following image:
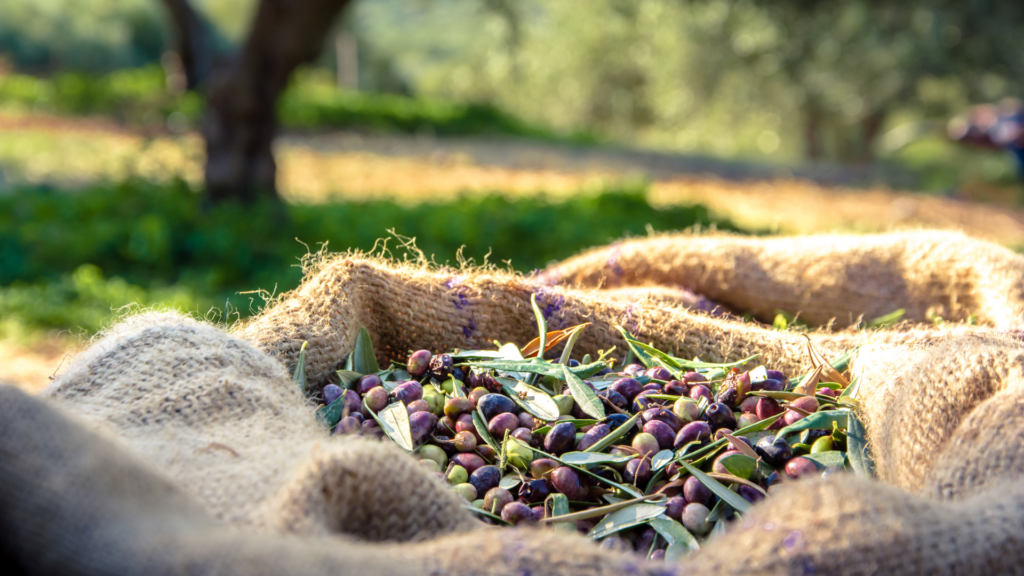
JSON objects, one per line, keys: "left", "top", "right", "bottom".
{"left": 463, "top": 504, "right": 512, "bottom": 526}
{"left": 561, "top": 364, "right": 605, "bottom": 419}
{"left": 717, "top": 453, "right": 757, "bottom": 480}
{"left": 557, "top": 323, "right": 589, "bottom": 365}
{"left": 649, "top": 516, "right": 699, "bottom": 561}
{"left": 845, "top": 411, "right": 876, "bottom": 478}
{"left": 336, "top": 370, "right": 362, "bottom": 390}
{"left": 840, "top": 374, "right": 862, "bottom": 401}
{"left": 584, "top": 412, "right": 641, "bottom": 453}
{"left": 615, "top": 327, "right": 681, "bottom": 369}
{"left": 866, "top": 308, "right": 905, "bottom": 328}
{"left": 449, "top": 375, "right": 467, "bottom": 398}
{"left": 560, "top": 452, "right": 635, "bottom": 466}
{"left": 588, "top": 503, "right": 667, "bottom": 539}
{"left": 531, "top": 293, "right": 547, "bottom": 361}
{"left": 496, "top": 377, "right": 560, "bottom": 421}
{"left": 774, "top": 410, "right": 850, "bottom": 441}
{"left": 532, "top": 446, "right": 642, "bottom": 498}
{"left": 651, "top": 449, "right": 675, "bottom": 472}
{"left": 315, "top": 399, "right": 347, "bottom": 430}
{"left": 678, "top": 413, "right": 784, "bottom": 462}
{"left": 546, "top": 493, "right": 574, "bottom": 531}
{"left": 678, "top": 461, "right": 752, "bottom": 514}
{"left": 351, "top": 327, "right": 379, "bottom": 374}
{"left": 532, "top": 419, "right": 599, "bottom": 435}
{"left": 292, "top": 341, "right": 308, "bottom": 394}
{"left": 473, "top": 409, "right": 500, "bottom": 453}
{"left": 673, "top": 354, "right": 761, "bottom": 371}
{"left": 801, "top": 450, "right": 847, "bottom": 470}
{"left": 452, "top": 350, "right": 508, "bottom": 359}
{"left": 751, "top": 390, "right": 840, "bottom": 406}
{"left": 473, "top": 359, "right": 608, "bottom": 380}
{"left": 499, "top": 473, "right": 522, "bottom": 489}
{"left": 704, "top": 498, "right": 733, "bottom": 522}
{"left": 368, "top": 402, "right": 414, "bottom": 452}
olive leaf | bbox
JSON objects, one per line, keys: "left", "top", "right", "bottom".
{"left": 530, "top": 293, "right": 548, "bottom": 361}
{"left": 804, "top": 337, "right": 849, "bottom": 388}
{"left": 587, "top": 503, "right": 667, "bottom": 540}
{"left": 615, "top": 327, "right": 682, "bottom": 369}
{"left": 292, "top": 341, "right": 308, "bottom": 394}
{"left": 865, "top": 308, "right": 905, "bottom": 328}
{"left": 651, "top": 449, "right": 675, "bottom": 472}
{"left": 368, "top": 402, "right": 414, "bottom": 452}
{"left": 472, "top": 359, "right": 608, "bottom": 380}
{"left": 792, "top": 364, "right": 822, "bottom": 397}
{"left": 452, "top": 350, "right": 507, "bottom": 359}
{"left": 351, "top": 327, "right": 379, "bottom": 375}
{"left": 448, "top": 375, "right": 467, "bottom": 398}
{"left": 750, "top": 390, "right": 840, "bottom": 406}
{"left": 561, "top": 364, "right": 605, "bottom": 419}
{"left": 801, "top": 450, "right": 847, "bottom": 470}
{"left": 546, "top": 493, "right": 574, "bottom": 532}
{"left": 496, "top": 377, "right": 560, "bottom": 421}
{"left": 720, "top": 431, "right": 759, "bottom": 459}
{"left": 521, "top": 322, "right": 593, "bottom": 359}
{"left": 472, "top": 409, "right": 501, "bottom": 453}
{"left": 774, "top": 409, "right": 850, "bottom": 441}
{"left": 531, "top": 445, "right": 643, "bottom": 498}
{"left": 679, "top": 461, "right": 752, "bottom": 514}
{"left": 336, "top": 370, "right": 362, "bottom": 390}
{"left": 314, "top": 399, "right": 347, "bottom": 430}
{"left": 648, "top": 516, "right": 700, "bottom": 561}
{"left": 717, "top": 453, "right": 757, "bottom": 480}
{"left": 704, "top": 498, "right": 733, "bottom": 522}
{"left": 557, "top": 323, "right": 590, "bottom": 365}
{"left": 679, "top": 412, "right": 784, "bottom": 462}
{"left": 532, "top": 419, "right": 598, "bottom": 435}
{"left": 462, "top": 505, "right": 513, "bottom": 526}
{"left": 584, "top": 412, "right": 641, "bottom": 453}
{"left": 560, "top": 452, "right": 635, "bottom": 466}
{"left": 499, "top": 473, "right": 522, "bottom": 490}
{"left": 846, "top": 411, "right": 876, "bottom": 478}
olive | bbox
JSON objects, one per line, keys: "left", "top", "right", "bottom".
{"left": 712, "top": 450, "right": 740, "bottom": 474}
{"left": 754, "top": 378, "right": 784, "bottom": 392}
{"left": 680, "top": 372, "right": 708, "bottom": 385}
{"left": 766, "top": 369, "right": 787, "bottom": 382}
{"left": 363, "top": 386, "right": 389, "bottom": 413}
{"left": 784, "top": 397, "right": 820, "bottom": 425}
{"left": 476, "top": 445, "right": 496, "bottom": 460}
{"left": 544, "top": 421, "right": 577, "bottom": 454}
{"left": 818, "top": 387, "right": 840, "bottom": 399}
{"left": 632, "top": 432, "right": 660, "bottom": 458}
{"left": 501, "top": 501, "right": 536, "bottom": 525}
{"left": 506, "top": 439, "right": 534, "bottom": 469}
{"left": 469, "top": 465, "right": 502, "bottom": 496}
{"left": 811, "top": 436, "right": 834, "bottom": 453}
{"left": 717, "top": 384, "right": 739, "bottom": 407}
{"left": 519, "top": 479, "right": 552, "bottom": 503}
{"left": 683, "top": 476, "right": 714, "bottom": 506}
{"left": 576, "top": 423, "right": 610, "bottom": 451}
{"left": 468, "top": 387, "right": 490, "bottom": 404}
{"left": 552, "top": 394, "right": 575, "bottom": 416}
{"left": 488, "top": 413, "right": 520, "bottom": 438}
{"left": 436, "top": 416, "right": 456, "bottom": 436}
{"left": 444, "top": 397, "right": 476, "bottom": 418}
{"left": 598, "top": 389, "right": 628, "bottom": 410}
{"left": 641, "top": 383, "right": 664, "bottom": 393}
{"left": 406, "top": 350, "right": 432, "bottom": 378}
{"left": 674, "top": 421, "right": 711, "bottom": 450}
{"left": 334, "top": 415, "right": 361, "bottom": 435}
{"left": 650, "top": 549, "right": 666, "bottom": 561}
{"left": 643, "top": 420, "right": 676, "bottom": 450}
{"left": 665, "top": 496, "right": 686, "bottom": 520}
{"left": 408, "top": 411, "right": 437, "bottom": 443}
{"left": 418, "top": 445, "right": 447, "bottom": 469}
{"left": 664, "top": 380, "right": 688, "bottom": 395}
{"left": 453, "top": 482, "right": 477, "bottom": 502}
{"left": 755, "top": 436, "right": 793, "bottom": 467}
{"left": 429, "top": 354, "right": 453, "bottom": 380}
{"left": 643, "top": 407, "right": 682, "bottom": 432}
{"left": 530, "top": 458, "right": 559, "bottom": 478}
{"left": 518, "top": 412, "right": 538, "bottom": 430}
{"left": 704, "top": 402, "right": 737, "bottom": 430}
{"left": 454, "top": 413, "right": 478, "bottom": 440}
{"left": 756, "top": 397, "right": 783, "bottom": 420}
{"left": 601, "top": 413, "right": 630, "bottom": 430}
{"left": 406, "top": 399, "right": 431, "bottom": 414}
{"left": 478, "top": 394, "right": 517, "bottom": 421}
{"left": 451, "top": 453, "right": 485, "bottom": 474}
{"left": 645, "top": 366, "right": 673, "bottom": 381}
{"left": 452, "top": 367, "right": 466, "bottom": 383}
{"left": 483, "top": 487, "right": 515, "bottom": 515}
{"left": 738, "top": 485, "right": 765, "bottom": 504}
{"left": 785, "top": 456, "right": 819, "bottom": 480}
{"left": 530, "top": 505, "right": 546, "bottom": 522}
{"left": 635, "top": 527, "right": 657, "bottom": 554}
{"left": 632, "top": 396, "right": 654, "bottom": 413}
{"left": 356, "top": 374, "right": 383, "bottom": 395}
{"left": 737, "top": 412, "right": 760, "bottom": 428}
{"left": 419, "top": 459, "right": 441, "bottom": 474}
{"left": 511, "top": 427, "right": 534, "bottom": 445}
{"left": 447, "top": 465, "right": 469, "bottom": 485}
{"left": 609, "top": 378, "right": 642, "bottom": 401}
{"left": 689, "top": 385, "right": 713, "bottom": 403}
{"left": 550, "top": 466, "right": 589, "bottom": 500}
{"left": 625, "top": 458, "right": 651, "bottom": 486}
{"left": 682, "top": 503, "right": 712, "bottom": 536}
{"left": 454, "top": 430, "right": 477, "bottom": 452}
{"left": 391, "top": 381, "right": 423, "bottom": 406}
{"left": 623, "top": 363, "right": 645, "bottom": 375}
{"left": 322, "top": 384, "right": 343, "bottom": 405}
{"left": 341, "top": 390, "right": 362, "bottom": 416}
{"left": 673, "top": 398, "right": 700, "bottom": 423}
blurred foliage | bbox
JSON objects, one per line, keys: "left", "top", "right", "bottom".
{"left": 0, "top": 180, "right": 744, "bottom": 335}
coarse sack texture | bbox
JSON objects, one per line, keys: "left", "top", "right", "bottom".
{"left": 3, "top": 230, "right": 1024, "bottom": 575}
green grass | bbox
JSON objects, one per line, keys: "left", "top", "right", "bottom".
{"left": 0, "top": 179, "right": 746, "bottom": 338}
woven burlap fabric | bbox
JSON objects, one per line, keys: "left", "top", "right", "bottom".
{"left": 537, "top": 230, "right": 1024, "bottom": 329}
{"left": 6, "top": 230, "right": 1024, "bottom": 575}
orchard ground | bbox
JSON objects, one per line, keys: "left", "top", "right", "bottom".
{"left": 5, "top": 110, "right": 1024, "bottom": 393}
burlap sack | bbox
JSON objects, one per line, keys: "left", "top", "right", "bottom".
{"left": 4, "top": 230, "right": 1024, "bottom": 575}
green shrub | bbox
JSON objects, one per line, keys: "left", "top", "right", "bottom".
{"left": 0, "top": 179, "right": 746, "bottom": 334}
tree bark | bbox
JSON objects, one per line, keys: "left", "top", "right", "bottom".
{"left": 203, "top": 0, "right": 353, "bottom": 203}
{"left": 159, "top": 0, "right": 214, "bottom": 90}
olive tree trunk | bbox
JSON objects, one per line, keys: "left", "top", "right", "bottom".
{"left": 159, "top": 0, "right": 214, "bottom": 90}
{"left": 202, "top": 0, "right": 353, "bottom": 203}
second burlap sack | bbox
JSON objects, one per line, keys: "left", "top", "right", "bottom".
{"left": 5, "top": 229, "right": 1024, "bottom": 576}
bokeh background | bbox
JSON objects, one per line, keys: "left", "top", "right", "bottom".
{"left": 3, "top": 0, "right": 1024, "bottom": 390}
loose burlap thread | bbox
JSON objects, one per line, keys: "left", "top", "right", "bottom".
{"left": 4, "top": 230, "right": 1024, "bottom": 575}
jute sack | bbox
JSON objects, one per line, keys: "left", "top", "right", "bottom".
{"left": 3, "top": 230, "right": 1024, "bottom": 575}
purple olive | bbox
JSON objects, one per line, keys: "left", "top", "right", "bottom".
{"left": 766, "top": 369, "right": 787, "bottom": 382}
{"left": 530, "top": 458, "right": 559, "bottom": 478}
{"left": 682, "top": 503, "right": 712, "bottom": 536}
{"left": 408, "top": 411, "right": 437, "bottom": 443}
{"left": 519, "top": 479, "right": 552, "bottom": 503}
{"left": 785, "top": 456, "right": 819, "bottom": 480}
{"left": 334, "top": 415, "right": 361, "bottom": 435}
{"left": 544, "top": 421, "right": 577, "bottom": 455}
{"left": 635, "top": 527, "right": 657, "bottom": 554}
{"left": 406, "top": 399, "right": 431, "bottom": 414}
{"left": 476, "top": 445, "right": 496, "bottom": 460}
{"left": 483, "top": 487, "right": 515, "bottom": 515}
{"left": 683, "top": 476, "right": 714, "bottom": 506}
{"left": 501, "top": 501, "right": 536, "bottom": 525}
{"left": 755, "top": 436, "right": 793, "bottom": 468}
{"left": 451, "top": 452, "right": 485, "bottom": 474}
{"left": 511, "top": 427, "right": 534, "bottom": 445}
{"left": 530, "top": 505, "right": 546, "bottom": 522}
{"left": 610, "top": 378, "right": 642, "bottom": 401}
{"left": 550, "top": 466, "right": 589, "bottom": 500}
{"left": 623, "top": 364, "right": 645, "bottom": 375}
{"left": 625, "top": 458, "right": 651, "bottom": 486}
{"left": 454, "top": 430, "right": 477, "bottom": 452}
{"left": 356, "top": 374, "right": 382, "bottom": 395}
{"left": 664, "top": 380, "right": 688, "bottom": 395}
{"left": 391, "top": 381, "right": 423, "bottom": 406}
{"left": 645, "top": 367, "right": 673, "bottom": 381}
{"left": 477, "top": 394, "right": 517, "bottom": 421}
{"left": 643, "top": 407, "right": 682, "bottom": 432}
{"left": 681, "top": 372, "right": 708, "bottom": 385}
{"left": 738, "top": 396, "right": 760, "bottom": 413}
{"left": 407, "top": 350, "right": 432, "bottom": 378}
{"left": 436, "top": 416, "right": 456, "bottom": 436}
{"left": 738, "top": 485, "right": 765, "bottom": 504}
{"left": 576, "top": 423, "right": 610, "bottom": 451}
{"left": 429, "top": 354, "right": 453, "bottom": 380}
{"left": 756, "top": 397, "right": 783, "bottom": 420}
{"left": 754, "top": 378, "right": 784, "bottom": 392}
{"left": 598, "top": 389, "right": 628, "bottom": 410}
{"left": 444, "top": 397, "right": 476, "bottom": 418}
{"left": 323, "top": 384, "right": 343, "bottom": 405}
{"left": 643, "top": 420, "right": 676, "bottom": 450}
{"left": 488, "top": 413, "right": 520, "bottom": 438}
{"left": 690, "top": 385, "right": 713, "bottom": 403}
{"left": 641, "top": 383, "right": 663, "bottom": 393}
{"left": 469, "top": 465, "right": 502, "bottom": 496}
{"left": 360, "top": 419, "right": 383, "bottom": 437}
{"left": 704, "top": 402, "right": 737, "bottom": 430}
{"left": 363, "top": 386, "right": 389, "bottom": 412}
{"left": 518, "top": 412, "right": 537, "bottom": 430}
{"left": 665, "top": 496, "right": 687, "bottom": 520}
{"left": 674, "top": 421, "right": 711, "bottom": 449}
{"left": 342, "top": 390, "right": 361, "bottom": 416}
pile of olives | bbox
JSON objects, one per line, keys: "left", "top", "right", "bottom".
{"left": 316, "top": 330, "right": 856, "bottom": 560}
